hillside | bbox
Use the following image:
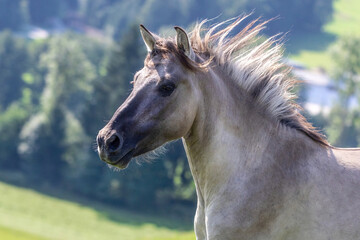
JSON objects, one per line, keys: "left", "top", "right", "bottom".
{"left": 288, "top": 0, "right": 360, "bottom": 70}
{"left": 0, "top": 182, "right": 194, "bottom": 240}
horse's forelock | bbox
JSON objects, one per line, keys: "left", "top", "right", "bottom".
{"left": 144, "top": 39, "right": 200, "bottom": 72}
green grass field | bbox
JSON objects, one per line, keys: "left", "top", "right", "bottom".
{"left": 0, "top": 181, "right": 194, "bottom": 240}
{"left": 288, "top": 0, "right": 360, "bottom": 70}
{"left": 0, "top": 225, "right": 48, "bottom": 240}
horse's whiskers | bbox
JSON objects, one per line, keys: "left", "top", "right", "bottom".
{"left": 134, "top": 144, "right": 169, "bottom": 164}
{"left": 91, "top": 140, "right": 99, "bottom": 152}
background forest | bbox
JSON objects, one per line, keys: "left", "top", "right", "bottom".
{"left": 0, "top": 0, "right": 360, "bottom": 239}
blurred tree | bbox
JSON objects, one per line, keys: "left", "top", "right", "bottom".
{"left": 331, "top": 36, "right": 360, "bottom": 100}
{"left": 28, "top": 0, "right": 62, "bottom": 25}
{"left": 80, "top": 0, "right": 334, "bottom": 39}
{"left": 0, "top": 0, "right": 24, "bottom": 30}
{"left": 0, "top": 103, "right": 30, "bottom": 169}
{"left": 160, "top": 141, "right": 196, "bottom": 207}
{"left": 244, "top": 0, "right": 333, "bottom": 33}
{"left": 65, "top": 0, "right": 79, "bottom": 10}
{"left": 140, "top": 0, "right": 183, "bottom": 30}
{"left": 79, "top": 0, "right": 144, "bottom": 38}
{"left": 22, "top": 40, "right": 50, "bottom": 107}
{"left": 79, "top": 0, "right": 108, "bottom": 28}
{"left": 39, "top": 34, "right": 95, "bottom": 115}
{"left": 326, "top": 36, "right": 360, "bottom": 147}
{"left": 0, "top": 31, "right": 29, "bottom": 109}
{"left": 19, "top": 107, "right": 67, "bottom": 184}
{"left": 19, "top": 33, "right": 95, "bottom": 184}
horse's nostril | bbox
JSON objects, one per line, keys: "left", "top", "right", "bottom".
{"left": 106, "top": 133, "right": 122, "bottom": 153}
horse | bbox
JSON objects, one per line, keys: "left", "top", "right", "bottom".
{"left": 96, "top": 17, "right": 360, "bottom": 240}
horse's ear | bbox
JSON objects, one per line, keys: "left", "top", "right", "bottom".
{"left": 139, "top": 24, "right": 156, "bottom": 52}
{"left": 174, "top": 26, "right": 195, "bottom": 61}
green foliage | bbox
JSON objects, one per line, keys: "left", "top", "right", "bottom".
{"left": 0, "top": 31, "right": 29, "bottom": 108}
{"left": 288, "top": 0, "right": 360, "bottom": 71}
{"left": 0, "top": 0, "right": 25, "bottom": 30}
{"left": 327, "top": 107, "right": 359, "bottom": 147}
{"left": 39, "top": 33, "right": 95, "bottom": 115}
{"left": 326, "top": 35, "right": 360, "bottom": 147}
{"left": 19, "top": 109, "right": 67, "bottom": 184}
{"left": 79, "top": 0, "right": 334, "bottom": 38}
{"left": 162, "top": 144, "right": 196, "bottom": 204}
{"left": 331, "top": 36, "right": 360, "bottom": 96}
{"left": 244, "top": 0, "right": 333, "bottom": 32}
{"left": 28, "top": 0, "right": 62, "bottom": 25}
{"left": 0, "top": 0, "right": 79, "bottom": 29}
{"left": 0, "top": 103, "right": 30, "bottom": 169}
{"left": 19, "top": 33, "right": 95, "bottom": 185}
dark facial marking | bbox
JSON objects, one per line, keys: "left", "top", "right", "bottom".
{"left": 109, "top": 86, "right": 149, "bottom": 129}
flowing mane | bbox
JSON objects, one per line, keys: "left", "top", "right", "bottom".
{"left": 169, "top": 16, "right": 329, "bottom": 146}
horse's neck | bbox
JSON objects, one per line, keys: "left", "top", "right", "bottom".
{"left": 183, "top": 109, "right": 277, "bottom": 205}
{"left": 183, "top": 69, "right": 321, "bottom": 205}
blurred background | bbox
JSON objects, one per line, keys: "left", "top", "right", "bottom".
{"left": 0, "top": 0, "right": 359, "bottom": 239}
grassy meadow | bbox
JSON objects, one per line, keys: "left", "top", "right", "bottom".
{"left": 0, "top": 182, "right": 195, "bottom": 240}
{"left": 287, "top": 0, "right": 360, "bottom": 70}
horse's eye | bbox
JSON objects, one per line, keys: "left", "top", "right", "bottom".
{"left": 158, "top": 83, "right": 176, "bottom": 97}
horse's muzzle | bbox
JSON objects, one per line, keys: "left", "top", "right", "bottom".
{"left": 97, "top": 130, "right": 135, "bottom": 168}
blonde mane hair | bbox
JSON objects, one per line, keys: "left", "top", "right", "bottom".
{"left": 154, "top": 16, "right": 329, "bottom": 146}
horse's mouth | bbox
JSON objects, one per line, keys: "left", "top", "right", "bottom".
{"left": 107, "top": 149, "right": 136, "bottom": 169}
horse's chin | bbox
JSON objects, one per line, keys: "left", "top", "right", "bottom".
{"left": 111, "top": 160, "right": 131, "bottom": 169}
{"left": 107, "top": 149, "right": 136, "bottom": 169}
{"left": 107, "top": 142, "right": 168, "bottom": 169}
